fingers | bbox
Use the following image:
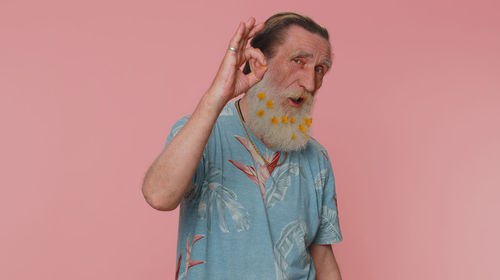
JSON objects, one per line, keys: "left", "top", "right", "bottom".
{"left": 228, "top": 21, "right": 244, "bottom": 51}
{"left": 242, "top": 19, "right": 265, "bottom": 49}
{"left": 212, "top": 17, "right": 266, "bottom": 99}
{"left": 227, "top": 18, "right": 251, "bottom": 52}
{"left": 243, "top": 17, "right": 255, "bottom": 37}
{"left": 244, "top": 47, "right": 267, "bottom": 67}
{"left": 239, "top": 18, "right": 253, "bottom": 48}
{"left": 234, "top": 17, "right": 254, "bottom": 52}
{"left": 228, "top": 17, "right": 264, "bottom": 52}
{"left": 247, "top": 22, "right": 265, "bottom": 41}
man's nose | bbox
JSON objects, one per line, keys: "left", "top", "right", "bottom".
{"left": 298, "top": 68, "right": 317, "bottom": 94}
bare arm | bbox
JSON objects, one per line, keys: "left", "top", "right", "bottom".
{"left": 310, "top": 244, "right": 342, "bottom": 280}
{"left": 141, "top": 92, "right": 225, "bottom": 211}
{"left": 142, "top": 17, "right": 268, "bottom": 211}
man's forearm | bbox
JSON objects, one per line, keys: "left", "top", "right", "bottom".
{"left": 142, "top": 18, "right": 267, "bottom": 211}
{"left": 317, "top": 266, "right": 342, "bottom": 280}
{"left": 142, "top": 90, "right": 227, "bottom": 211}
{"left": 310, "top": 244, "right": 342, "bottom": 280}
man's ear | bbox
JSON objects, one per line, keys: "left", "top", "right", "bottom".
{"left": 248, "top": 58, "right": 258, "bottom": 73}
{"left": 249, "top": 57, "right": 267, "bottom": 74}
{"left": 248, "top": 57, "right": 268, "bottom": 81}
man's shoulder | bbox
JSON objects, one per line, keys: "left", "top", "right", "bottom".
{"left": 305, "top": 137, "right": 326, "bottom": 152}
{"left": 214, "top": 100, "right": 238, "bottom": 126}
{"left": 170, "top": 101, "right": 237, "bottom": 133}
{"left": 210, "top": 101, "right": 240, "bottom": 132}
{"left": 167, "top": 115, "right": 191, "bottom": 141}
{"left": 303, "top": 137, "right": 332, "bottom": 162}
{"left": 219, "top": 101, "right": 237, "bottom": 118}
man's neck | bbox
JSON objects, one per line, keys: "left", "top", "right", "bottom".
{"left": 238, "top": 95, "right": 250, "bottom": 123}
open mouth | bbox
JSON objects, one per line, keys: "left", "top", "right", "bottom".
{"left": 288, "top": 97, "right": 304, "bottom": 106}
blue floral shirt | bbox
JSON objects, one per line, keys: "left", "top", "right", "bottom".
{"left": 166, "top": 100, "right": 342, "bottom": 280}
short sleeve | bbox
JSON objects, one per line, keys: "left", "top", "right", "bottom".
{"left": 313, "top": 154, "right": 343, "bottom": 245}
{"left": 165, "top": 115, "right": 189, "bottom": 148}
{"left": 165, "top": 115, "right": 206, "bottom": 196}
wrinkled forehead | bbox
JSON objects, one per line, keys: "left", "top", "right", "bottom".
{"left": 276, "top": 25, "right": 332, "bottom": 62}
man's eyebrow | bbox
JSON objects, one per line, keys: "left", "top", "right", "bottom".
{"left": 294, "top": 51, "right": 332, "bottom": 69}
{"left": 294, "top": 50, "right": 313, "bottom": 58}
{"left": 323, "top": 59, "right": 332, "bottom": 70}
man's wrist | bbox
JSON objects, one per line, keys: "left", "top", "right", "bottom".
{"left": 203, "top": 87, "right": 233, "bottom": 110}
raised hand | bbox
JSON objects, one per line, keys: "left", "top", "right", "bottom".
{"left": 143, "top": 17, "right": 268, "bottom": 212}
{"left": 209, "top": 17, "right": 268, "bottom": 103}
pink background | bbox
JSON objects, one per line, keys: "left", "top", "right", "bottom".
{"left": 1, "top": 0, "right": 499, "bottom": 279}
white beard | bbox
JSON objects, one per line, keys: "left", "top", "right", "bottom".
{"left": 245, "top": 75, "right": 314, "bottom": 152}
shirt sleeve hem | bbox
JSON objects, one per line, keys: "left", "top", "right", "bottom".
{"left": 312, "top": 236, "right": 343, "bottom": 245}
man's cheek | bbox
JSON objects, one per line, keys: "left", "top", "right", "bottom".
{"left": 268, "top": 69, "right": 289, "bottom": 89}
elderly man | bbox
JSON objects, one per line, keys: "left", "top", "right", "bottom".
{"left": 142, "top": 12, "right": 343, "bottom": 280}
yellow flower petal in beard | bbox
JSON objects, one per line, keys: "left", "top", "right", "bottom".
{"left": 257, "top": 109, "right": 264, "bottom": 117}
{"left": 266, "top": 100, "right": 274, "bottom": 109}
{"left": 257, "top": 92, "right": 266, "bottom": 99}
{"left": 299, "top": 124, "right": 307, "bottom": 133}
{"left": 291, "top": 134, "right": 296, "bottom": 140}
{"left": 290, "top": 117, "right": 296, "bottom": 123}
{"left": 304, "top": 118, "right": 312, "bottom": 127}
{"left": 281, "top": 116, "right": 288, "bottom": 123}
{"left": 271, "top": 116, "right": 279, "bottom": 124}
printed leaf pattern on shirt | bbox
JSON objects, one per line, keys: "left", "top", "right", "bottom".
{"left": 264, "top": 162, "right": 300, "bottom": 208}
{"left": 274, "top": 219, "right": 310, "bottom": 280}
{"left": 321, "top": 150, "right": 329, "bottom": 160}
{"left": 316, "top": 206, "right": 342, "bottom": 243}
{"left": 313, "top": 169, "right": 328, "bottom": 190}
{"left": 220, "top": 105, "right": 234, "bottom": 116}
{"left": 229, "top": 136, "right": 281, "bottom": 198}
{"left": 196, "top": 163, "right": 250, "bottom": 233}
{"left": 176, "top": 234, "right": 205, "bottom": 280}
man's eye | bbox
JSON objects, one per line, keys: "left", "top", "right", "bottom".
{"left": 315, "top": 66, "right": 324, "bottom": 74}
{"left": 292, "top": 58, "right": 302, "bottom": 64}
